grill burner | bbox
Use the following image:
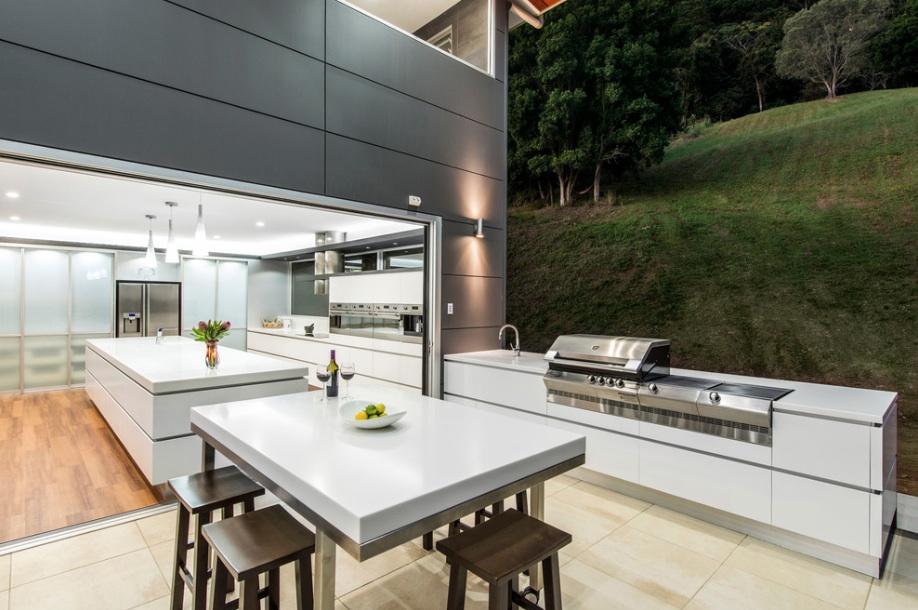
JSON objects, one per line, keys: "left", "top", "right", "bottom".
{"left": 544, "top": 335, "right": 792, "bottom": 446}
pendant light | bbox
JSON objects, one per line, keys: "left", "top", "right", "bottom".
{"left": 143, "top": 214, "right": 158, "bottom": 269}
{"left": 164, "top": 201, "right": 179, "bottom": 263}
{"left": 193, "top": 202, "right": 209, "bottom": 257}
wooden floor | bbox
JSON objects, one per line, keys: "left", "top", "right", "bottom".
{"left": 0, "top": 389, "right": 160, "bottom": 544}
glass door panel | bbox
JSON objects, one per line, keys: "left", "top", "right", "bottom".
{"left": 0, "top": 247, "right": 21, "bottom": 335}
{"left": 70, "top": 333, "right": 109, "bottom": 385}
{"left": 23, "top": 249, "right": 69, "bottom": 335}
{"left": 23, "top": 335, "right": 69, "bottom": 389}
{"left": 71, "top": 252, "right": 113, "bottom": 333}
{"left": 182, "top": 258, "right": 217, "bottom": 337}
{"left": 0, "top": 337, "right": 20, "bottom": 392}
{"left": 217, "top": 261, "right": 247, "bottom": 349}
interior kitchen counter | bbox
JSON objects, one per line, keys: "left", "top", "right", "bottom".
{"left": 248, "top": 326, "right": 420, "bottom": 345}
{"left": 443, "top": 352, "right": 896, "bottom": 424}
{"left": 86, "top": 336, "right": 309, "bottom": 394}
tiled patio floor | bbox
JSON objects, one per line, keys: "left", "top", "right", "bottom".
{"left": 1, "top": 475, "right": 916, "bottom": 609}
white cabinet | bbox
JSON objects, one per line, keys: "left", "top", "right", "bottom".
{"left": 329, "top": 270, "right": 423, "bottom": 303}
{"left": 773, "top": 412, "right": 873, "bottom": 488}
{"left": 549, "top": 417, "right": 639, "bottom": 484}
{"left": 444, "top": 361, "right": 546, "bottom": 415}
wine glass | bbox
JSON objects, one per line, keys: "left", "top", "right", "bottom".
{"left": 315, "top": 367, "right": 332, "bottom": 401}
{"left": 339, "top": 362, "right": 355, "bottom": 399}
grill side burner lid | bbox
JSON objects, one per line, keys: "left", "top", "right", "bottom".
{"left": 544, "top": 334, "right": 670, "bottom": 381}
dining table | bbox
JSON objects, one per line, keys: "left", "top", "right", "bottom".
{"left": 189, "top": 384, "right": 586, "bottom": 610}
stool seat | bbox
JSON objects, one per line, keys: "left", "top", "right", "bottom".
{"left": 437, "top": 509, "right": 571, "bottom": 610}
{"left": 203, "top": 504, "right": 315, "bottom": 610}
{"left": 168, "top": 466, "right": 265, "bottom": 610}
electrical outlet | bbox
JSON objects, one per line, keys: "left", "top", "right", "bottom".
{"left": 447, "top": 303, "right": 454, "bottom": 315}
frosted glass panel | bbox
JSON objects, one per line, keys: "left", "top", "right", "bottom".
{"left": 182, "top": 259, "right": 217, "bottom": 331}
{"left": 217, "top": 261, "right": 248, "bottom": 328}
{"left": 24, "top": 249, "right": 69, "bottom": 334}
{"left": 71, "top": 333, "right": 108, "bottom": 385}
{"left": 220, "top": 330, "right": 246, "bottom": 351}
{"left": 0, "top": 247, "right": 21, "bottom": 335}
{"left": 0, "top": 337, "right": 20, "bottom": 392}
{"left": 24, "top": 335, "right": 69, "bottom": 389}
{"left": 71, "top": 252, "right": 113, "bottom": 333}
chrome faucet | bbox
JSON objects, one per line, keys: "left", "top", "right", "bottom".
{"left": 156, "top": 327, "right": 178, "bottom": 344}
{"left": 498, "top": 324, "right": 521, "bottom": 356}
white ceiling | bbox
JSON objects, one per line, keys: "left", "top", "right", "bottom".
{"left": 0, "top": 159, "right": 419, "bottom": 257}
{"left": 344, "top": 0, "right": 458, "bottom": 34}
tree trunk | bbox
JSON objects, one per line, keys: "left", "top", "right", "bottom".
{"left": 755, "top": 76, "right": 764, "bottom": 112}
{"left": 557, "top": 173, "right": 576, "bottom": 208}
{"left": 593, "top": 163, "right": 602, "bottom": 202}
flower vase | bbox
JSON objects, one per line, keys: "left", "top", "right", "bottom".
{"left": 205, "top": 341, "right": 220, "bottom": 369}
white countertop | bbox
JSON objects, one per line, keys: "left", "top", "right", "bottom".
{"left": 190, "top": 385, "right": 585, "bottom": 546}
{"left": 248, "top": 326, "right": 421, "bottom": 345}
{"left": 86, "top": 336, "right": 309, "bottom": 394}
{"left": 444, "top": 352, "right": 897, "bottom": 425}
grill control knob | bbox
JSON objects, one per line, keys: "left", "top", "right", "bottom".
{"left": 648, "top": 383, "right": 658, "bottom": 394}
{"left": 587, "top": 375, "right": 598, "bottom": 384}
{"left": 709, "top": 391, "right": 721, "bottom": 404}
{"left": 615, "top": 379, "right": 625, "bottom": 388}
{"left": 597, "top": 376, "right": 607, "bottom": 386}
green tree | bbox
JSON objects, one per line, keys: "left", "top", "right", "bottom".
{"left": 873, "top": 0, "right": 918, "bottom": 86}
{"left": 775, "top": 0, "right": 890, "bottom": 99}
{"left": 720, "top": 19, "right": 786, "bottom": 112}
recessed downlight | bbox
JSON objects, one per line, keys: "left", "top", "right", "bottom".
{"left": 256, "top": 221, "right": 265, "bottom": 227}
{"left": 10, "top": 215, "right": 21, "bottom": 221}
{"left": 6, "top": 191, "right": 20, "bottom": 199}
{"left": 213, "top": 235, "right": 222, "bottom": 239}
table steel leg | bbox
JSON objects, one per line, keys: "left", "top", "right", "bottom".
{"left": 314, "top": 528, "right": 337, "bottom": 610}
{"left": 529, "top": 482, "right": 545, "bottom": 591}
{"left": 201, "top": 441, "right": 215, "bottom": 472}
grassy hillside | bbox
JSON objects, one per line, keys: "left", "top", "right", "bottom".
{"left": 507, "top": 89, "right": 918, "bottom": 491}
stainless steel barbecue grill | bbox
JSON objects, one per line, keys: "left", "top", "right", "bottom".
{"left": 543, "top": 335, "right": 792, "bottom": 446}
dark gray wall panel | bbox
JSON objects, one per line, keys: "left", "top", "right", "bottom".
{"left": 170, "top": 0, "right": 325, "bottom": 59}
{"left": 442, "top": 327, "right": 501, "bottom": 355}
{"left": 326, "top": 135, "right": 505, "bottom": 226}
{"left": 0, "top": 42, "right": 325, "bottom": 193}
{"left": 326, "top": 67, "right": 502, "bottom": 178}
{"left": 441, "top": 219, "right": 505, "bottom": 278}
{"left": 326, "top": 0, "right": 504, "bottom": 129}
{"left": 0, "top": 0, "right": 324, "bottom": 129}
{"left": 441, "top": 275, "right": 504, "bottom": 329}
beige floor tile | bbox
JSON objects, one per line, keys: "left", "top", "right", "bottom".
{"left": 561, "top": 558, "right": 680, "bottom": 610}
{"left": 551, "top": 481, "right": 650, "bottom": 525}
{"left": 0, "top": 554, "right": 9, "bottom": 592}
{"left": 627, "top": 504, "right": 746, "bottom": 562}
{"left": 334, "top": 541, "right": 428, "bottom": 596}
{"left": 339, "top": 552, "right": 487, "bottom": 610}
{"left": 135, "top": 509, "right": 178, "bottom": 548}
{"left": 545, "top": 473, "right": 579, "bottom": 497}
{"left": 544, "top": 496, "right": 634, "bottom": 558}
{"left": 724, "top": 537, "right": 871, "bottom": 610}
{"left": 870, "top": 569, "right": 918, "bottom": 602}
{"left": 0, "top": 590, "right": 8, "bottom": 610}
{"left": 10, "top": 522, "right": 148, "bottom": 587}
{"left": 128, "top": 597, "right": 169, "bottom": 610}
{"left": 687, "top": 564, "right": 840, "bottom": 610}
{"left": 885, "top": 532, "right": 918, "bottom": 579}
{"left": 866, "top": 575, "right": 918, "bottom": 609}
{"left": 577, "top": 525, "right": 721, "bottom": 607}
{"left": 8, "top": 548, "right": 169, "bottom": 610}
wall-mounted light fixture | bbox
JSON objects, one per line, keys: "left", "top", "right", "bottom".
{"left": 193, "top": 202, "right": 209, "bottom": 257}
{"left": 143, "top": 214, "right": 158, "bottom": 269}
{"left": 164, "top": 201, "right": 179, "bottom": 263}
{"left": 473, "top": 218, "right": 484, "bottom": 238}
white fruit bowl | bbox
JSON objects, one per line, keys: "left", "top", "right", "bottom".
{"left": 338, "top": 400, "right": 407, "bottom": 429}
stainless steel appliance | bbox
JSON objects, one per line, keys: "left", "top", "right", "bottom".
{"left": 543, "top": 334, "right": 792, "bottom": 446}
{"left": 329, "top": 302, "right": 423, "bottom": 342}
{"left": 116, "top": 281, "right": 182, "bottom": 338}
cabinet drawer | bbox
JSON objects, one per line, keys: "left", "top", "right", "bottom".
{"left": 773, "top": 471, "right": 870, "bottom": 553}
{"left": 640, "top": 441, "right": 771, "bottom": 523}
{"left": 773, "top": 412, "right": 871, "bottom": 488}
{"left": 444, "top": 362, "right": 546, "bottom": 415}
{"left": 548, "top": 418, "right": 639, "bottom": 484}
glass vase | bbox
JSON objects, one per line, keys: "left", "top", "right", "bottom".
{"left": 204, "top": 340, "right": 220, "bottom": 369}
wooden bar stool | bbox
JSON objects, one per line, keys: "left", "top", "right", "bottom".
{"left": 201, "top": 504, "right": 316, "bottom": 610}
{"left": 168, "top": 466, "right": 265, "bottom": 610}
{"left": 436, "top": 508, "right": 571, "bottom": 610}
{"left": 423, "top": 490, "right": 528, "bottom": 550}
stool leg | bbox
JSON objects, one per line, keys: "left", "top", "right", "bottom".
{"left": 489, "top": 581, "right": 509, "bottom": 610}
{"left": 509, "top": 575, "right": 519, "bottom": 610}
{"left": 221, "top": 504, "right": 236, "bottom": 595}
{"left": 192, "top": 511, "right": 213, "bottom": 610}
{"left": 446, "top": 562, "right": 468, "bottom": 610}
{"left": 542, "top": 554, "right": 562, "bottom": 610}
{"left": 516, "top": 491, "right": 528, "bottom": 514}
{"left": 170, "top": 504, "right": 191, "bottom": 610}
{"left": 239, "top": 576, "right": 260, "bottom": 610}
{"left": 210, "top": 557, "right": 230, "bottom": 610}
{"left": 268, "top": 568, "right": 280, "bottom": 610}
{"left": 295, "top": 556, "right": 314, "bottom": 610}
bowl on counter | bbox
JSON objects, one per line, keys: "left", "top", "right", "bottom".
{"left": 339, "top": 400, "right": 406, "bottom": 429}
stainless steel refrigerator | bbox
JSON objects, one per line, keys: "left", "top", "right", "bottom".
{"left": 116, "top": 281, "right": 182, "bottom": 338}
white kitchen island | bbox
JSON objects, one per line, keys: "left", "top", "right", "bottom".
{"left": 444, "top": 350, "right": 898, "bottom": 577}
{"left": 84, "top": 336, "right": 309, "bottom": 486}
{"left": 190, "top": 385, "right": 586, "bottom": 610}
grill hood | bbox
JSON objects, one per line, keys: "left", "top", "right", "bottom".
{"left": 544, "top": 334, "right": 670, "bottom": 381}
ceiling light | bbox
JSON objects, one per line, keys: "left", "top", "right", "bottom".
{"left": 6, "top": 191, "right": 20, "bottom": 199}
{"left": 164, "top": 202, "right": 179, "bottom": 264}
{"left": 143, "top": 214, "right": 158, "bottom": 269}
{"left": 193, "top": 203, "right": 209, "bottom": 257}
{"left": 10, "top": 215, "right": 21, "bottom": 221}
{"left": 256, "top": 221, "right": 265, "bottom": 227}
{"left": 213, "top": 235, "right": 221, "bottom": 239}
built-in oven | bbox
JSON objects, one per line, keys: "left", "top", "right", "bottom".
{"left": 329, "top": 302, "right": 423, "bottom": 342}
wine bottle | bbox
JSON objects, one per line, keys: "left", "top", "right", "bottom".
{"left": 326, "top": 349, "right": 339, "bottom": 398}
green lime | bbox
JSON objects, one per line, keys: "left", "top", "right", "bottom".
{"left": 365, "top": 405, "right": 378, "bottom": 416}
{"left": 368, "top": 414, "right": 379, "bottom": 419}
